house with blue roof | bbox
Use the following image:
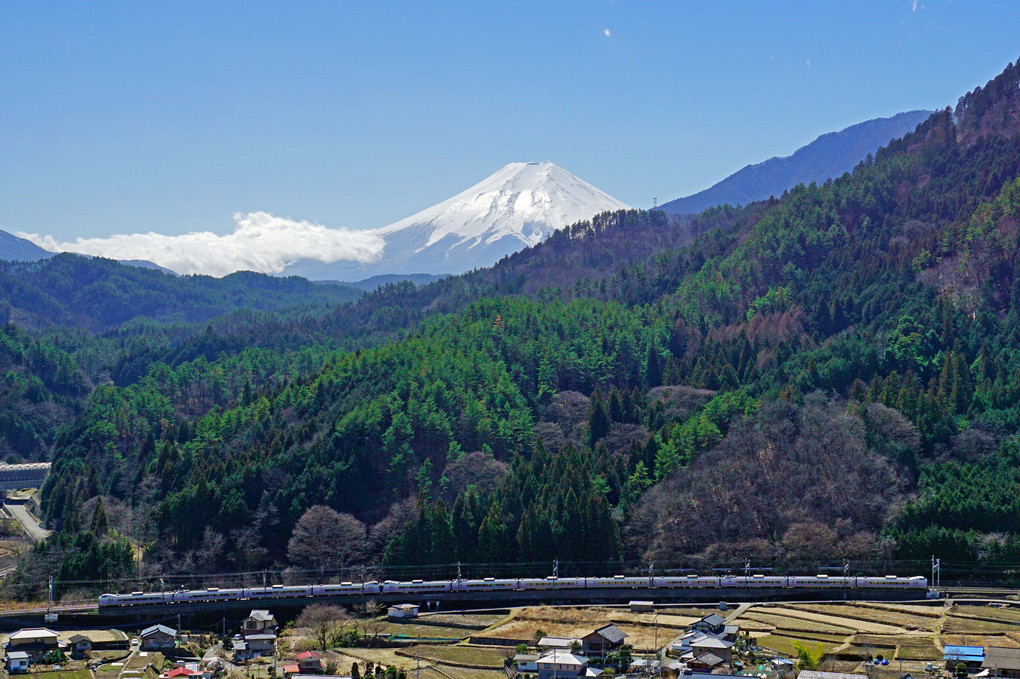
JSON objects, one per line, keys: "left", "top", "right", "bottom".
{"left": 944, "top": 646, "right": 985, "bottom": 671}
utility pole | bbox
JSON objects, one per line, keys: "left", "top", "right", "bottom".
{"left": 47, "top": 576, "right": 53, "bottom": 610}
{"left": 931, "top": 556, "right": 941, "bottom": 588}
{"left": 654, "top": 614, "right": 660, "bottom": 679}
{"left": 648, "top": 561, "right": 655, "bottom": 588}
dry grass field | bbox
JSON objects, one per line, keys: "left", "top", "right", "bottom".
{"left": 477, "top": 605, "right": 721, "bottom": 651}
{"left": 372, "top": 621, "right": 474, "bottom": 640}
{"left": 432, "top": 667, "right": 508, "bottom": 679}
{"left": 421, "top": 613, "right": 508, "bottom": 628}
{"left": 403, "top": 645, "right": 509, "bottom": 668}
{"left": 291, "top": 598, "right": 1020, "bottom": 674}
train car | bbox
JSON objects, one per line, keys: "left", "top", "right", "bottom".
{"left": 519, "top": 576, "right": 585, "bottom": 590}
{"left": 732, "top": 574, "right": 788, "bottom": 588}
{"left": 655, "top": 575, "right": 718, "bottom": 588}
{"left": 586, "top": 575, "right": 648, "bottom": 588}
{"left": 858, "top": 575, "right": 927, "bottom": 589}
{"left": 459, "top": 577, "right": 517, "bottom": 592}
{"left": 315, "top": 582, "right": 365, "bottom": 595}
{"left": 401, "top": 579, "right": 452, "bottom": 593}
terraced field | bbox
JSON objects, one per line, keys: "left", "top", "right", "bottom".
{"left": 405, "top": 644, "right": 509, "bottom": 668}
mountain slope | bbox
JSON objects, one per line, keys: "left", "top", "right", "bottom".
{"left": 0, "top": 230, "right": 54, "bottom": 262}
{"left": 27, "top": 59, "right": 1020, "bottom": 589}
{"left": 660, "top": 110, "right": 931, "bottom": 214}
{"left": 283, "top": 161, "right": 629, "bottom": 279}
{"left": 0, "top": 254, "right": 362, "bottom": 330}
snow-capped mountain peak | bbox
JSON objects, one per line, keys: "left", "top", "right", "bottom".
{"left": 281, "top": 161, "right": 629, "bottom": 279}
{"left": 377, "top": 160, "right": 629, "bottom": 257}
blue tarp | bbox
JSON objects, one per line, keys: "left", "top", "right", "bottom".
{"left": 944, "top": 646, "right": 985, "bottom": 663}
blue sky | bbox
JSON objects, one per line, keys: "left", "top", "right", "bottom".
{"left": 1, "top": 1, "right": 1019, "bottom": 244}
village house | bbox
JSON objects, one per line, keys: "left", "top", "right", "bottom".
{"left": 243, "top": 633, "right": 277, "bottom": 658}
{"left": 944, "top": 646, "right": 986, "bottom": 672}
{"left": 515, "top": 654, "right": 541, "bottom": 672}
{"left": 688, "top": 653, "right": 725, "bottom": 671}
{"left": 387, "top": 603, "right": 419, "bottom": 619}
{"left": 159, "top": 666, "right": 209, "bottom": 679}
{"left": 687, "top": 614, "right": 739, "bottom": 641}
{"left": 983, "top": 647, "right": 1020, "bottom": 678}
{"left": 537, "top": 650, "right": 598, "bottom": 679}
{"left": 4, "top": 628, "right": 66, "bottom": 662}
{"left": 690, "top": 614, "right": 727, "bottom": 635}
{"left": 689, "top": 636, "right": 733, "bottom": 663}
{"left": 538, "top": 637, "right": 580, "bottom": 652}
{"left": 69, "top": 634, "right": 92, "bottom": 659}
{"left": 296, "top": 651, "right": 325, "bottom": 674}
{"left": 581, "top": 625, "right": 628, "bottom": 658}
{"left": 243, "top": 610, "right": 278, "bottom": 635}
{"left": 231, "top": 609, "right": 278, "bottom": 661}
{"left": 140, "top": 624, "right": 177, "bottom": 651}
{"left": 6, "top": 651, "right": 30, "bottom": 673}
{"left": 771, "top": 658, "right": 796, "bottom": 677}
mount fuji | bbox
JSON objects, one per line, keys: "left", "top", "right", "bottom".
{"left": 282, "top": 161, "right": 629, "bottom": 280}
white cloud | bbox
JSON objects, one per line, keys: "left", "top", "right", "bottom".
{"left": 603, "top": 28, "right": 612, "bottom": 39}
{"left": 806, "top": 58, "right": 811, "bottom": 69}
{"left": 18, "top": 211, "right": 386, "bottom": 277}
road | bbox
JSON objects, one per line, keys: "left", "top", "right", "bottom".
{"left": 5, "top": 502, "right": 51, "bottom": 542}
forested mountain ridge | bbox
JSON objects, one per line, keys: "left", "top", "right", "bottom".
{"left": 14, "top": 59, "right": 1020, "bottom": 593}
{"left": 659, "top": 110, "right": 932, "bottom": 215}
{"left": 0, "top": 254, "right": 362, "bottom": 330}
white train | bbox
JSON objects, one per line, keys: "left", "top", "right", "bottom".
{"left": 97, "top": 573, "right": 927, "bottom": 607}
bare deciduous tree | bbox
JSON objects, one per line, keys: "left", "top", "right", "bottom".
{"left": 287, "top": 505, "right": 367, "bottom": 577}
{"left": 295, "top": 604, "right": 348, "bottom": 651}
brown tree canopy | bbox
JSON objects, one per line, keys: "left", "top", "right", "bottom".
{"left": 295, "top": 603, "right": 349, "bottom": 651}
{"left": 625, "top": 394, "right": 911, "bottom": 562}
{"left": 287, "top": 505, "right": 368, "bottom": 574}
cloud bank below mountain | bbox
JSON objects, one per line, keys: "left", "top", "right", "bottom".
{"left": 19, "top": 211, "right": 385, "bottom": 277}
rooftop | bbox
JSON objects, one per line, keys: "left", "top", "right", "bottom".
{"left": 591, "top": 624, "right": 628, "bottom": 644}
{"left": 141, "top": 624, "right": 177, "bottom": 637}
{"left": 9, "top": 628, "right": 60, "bottom": 641}
{"left": 797, "top": 672, "right": 869, "bottom": 679}
{"left": 698, "top": 614, "right": 726, "bottom": 627}
{"left": 983, "top": 647, "right": 1020, "bottom": 670}
{"left": 944, "top": 646, "right": 985, "bottom": 662}
{"left": 539, "top": 650, "right": 588, "bottom": 666}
